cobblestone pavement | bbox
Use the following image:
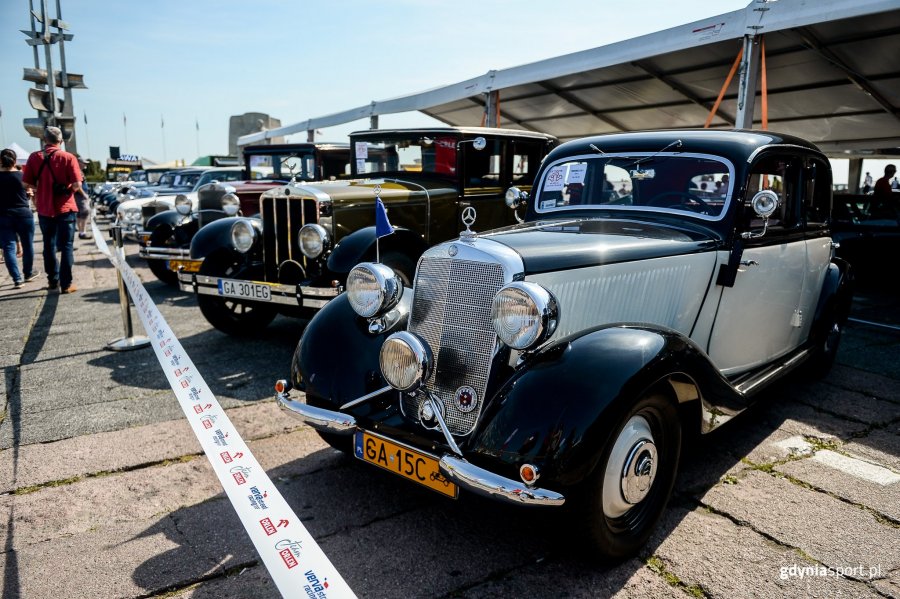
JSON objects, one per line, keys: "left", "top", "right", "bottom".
{"left": 0, "top": 225, "right": 898, "bottom": 598}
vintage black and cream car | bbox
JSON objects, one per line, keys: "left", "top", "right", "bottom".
{"left": 177, "top": 127, "right": 556, "bottom": 335}
{"left": 275, "top": 129, "right": 853, "bottom": 558}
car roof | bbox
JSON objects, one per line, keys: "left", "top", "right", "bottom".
{"left": 551, "top": 129, "right": 824, "bottom": 165}
{"left": 350, "top": 126, "right": 557, "bottom": 142}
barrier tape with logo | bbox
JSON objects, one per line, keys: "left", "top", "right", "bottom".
{"left": 91, "top": 220, "right": 355, "bottom": 599}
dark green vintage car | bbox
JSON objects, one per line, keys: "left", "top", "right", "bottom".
{"left": 177, "top": 127, "right": 557, "bottom": 335}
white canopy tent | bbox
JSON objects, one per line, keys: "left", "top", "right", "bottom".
{"left": 239, "top": 0, "right": 900, "bottom": 170}
{"left": 5, "top": 142, "right": 30, "bottom": 166}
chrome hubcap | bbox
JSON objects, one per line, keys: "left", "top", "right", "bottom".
{"left": 602, "top": 415, "right": 658, "bottom": 519}
{"left": 621, "top": 439, "right": 657, "bottom": 504}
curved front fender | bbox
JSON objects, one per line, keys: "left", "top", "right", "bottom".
{"left": 469, "top": 325, "right": 725, "bottom": 487}
{"left": 292, "top": 293, "right": 410, "bottom": 405}
{"left": 327, "top": 226, "right": 428, "bottom": 274}
{"left": 189, "top": 217, "right": 241, "bottom": 260}
{"left": 145, "top": 209, "right": 185, "bottom": 233}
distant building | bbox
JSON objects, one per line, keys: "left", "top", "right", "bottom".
{"left": 229, "top": 112, "right": 283, "bottom": 156}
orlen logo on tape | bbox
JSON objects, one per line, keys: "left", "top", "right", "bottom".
{"left": 230, "top": 465, "right": 251, "bottom": 485}
{"left": 260, "top": 517, "right": 277, "bottom": 536}
{"left": 276, "top": 539, "right": 302, "bottom": 569}
{"left": 220, "top": 450, "right": 242, "bottom": 464}
{"left": 200, "top": 414, "right": 217, "bottom": 429}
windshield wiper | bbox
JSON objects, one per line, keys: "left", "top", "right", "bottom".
{"left": 630, "top": 139, "right": 683, "bottom": 168}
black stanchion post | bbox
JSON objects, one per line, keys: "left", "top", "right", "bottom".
{"left": 106, "top": 224, "right": 151, "bottom": 352}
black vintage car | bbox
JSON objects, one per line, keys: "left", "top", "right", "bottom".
{"left": 139, "top": 143, "right": 352, "bottom": 285}
{"left": 831, "top": 192, "right": 900, "bottom": 280}
{"left": 177, "top": 127, "right": 557, "bottom": 335}
{"left": 276, "top": 129, "right": 853, "bottom": 559}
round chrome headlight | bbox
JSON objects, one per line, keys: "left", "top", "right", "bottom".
{"left": 380, "top": 331, "right": 433, "bottom": 392}
{"left": 221, "top": 193, "right": 240, "bottom": 216}
{"left": 174, "top": 194, "right": 191, "bottom": 215}
{"left": 230, "top": 219, "right": 257, "bottom": 253}
{"left": 298, "top": 223, "right": 330, "bottom": 259}
{"left": 346, "top": 262, "right": 403, "bottom": 318}
{"left": 491, "top": 282, "right": 559, "bottom": 350}
{"left": 122, "top": 207, "right": 141, "bottom": 222}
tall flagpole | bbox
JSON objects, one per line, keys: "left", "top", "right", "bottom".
{"left": 123, "top": 113, "right": 128, "bottom": 153}
{"left": 161, "top": 114, "right": 167, "bottom": 162}
{"left": 195, "top": 117, "right": 200, "bottom": 159}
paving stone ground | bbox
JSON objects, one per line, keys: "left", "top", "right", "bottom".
{"left": 0, "top": 224, "right": 898, "bottom": 598}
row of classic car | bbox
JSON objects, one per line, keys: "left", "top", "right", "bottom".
{"left": 171, "top": 127, "right": 556, "bottom": 334}
{"left": 136, "top": 143, "right": 353, "bottom": 285}
{"left": 120, "top": 126, "right": 853, "bottom": 559}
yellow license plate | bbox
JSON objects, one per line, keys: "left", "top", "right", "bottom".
{"left": 354, "top": 431, "right": 457, "bottom": 498}
{"left": 168, "top": 259, "right": 201, "bottom": 273}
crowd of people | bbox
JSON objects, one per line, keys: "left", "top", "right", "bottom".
{"left": 1, "top": 126, "right": 89, "bottom": 292}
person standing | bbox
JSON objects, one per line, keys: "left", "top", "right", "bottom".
{"left": 0, "top": 148, "right": 36, "bottom": 288}
{"left": 863, "top": 171, "right": 874, "bottom": 194}
{"left": 75, "top": 157, "right": 91, "bottom": 239}
{"left": 21, "top": 126, "right": 85, "bottom": 293}
{"left": 873, "top": 164, "right": 896, "bottom": 201}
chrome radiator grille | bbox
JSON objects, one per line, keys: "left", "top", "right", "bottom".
{"left": 403, "top": 255, "right": 505, "bottom": 436}
{"left": 259, "top": 195, "right": 317, "bottom": 282}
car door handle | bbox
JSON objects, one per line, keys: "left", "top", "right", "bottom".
{"left": 740, "top": 260, "right": 759, "bottom": 267}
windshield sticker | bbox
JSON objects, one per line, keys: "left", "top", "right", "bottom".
{"left": 544, "top": 166, "right": 567, "bottom": 191}
{"left": 567, "top": 163, "right": 587, "bottom": 185}
{"left": 355, "top": 141, "right": 368, "bottom": 159}
{"left": 355, "top": 158, "right": 366, "bottom": 173}
{"left": 540, "top": 199, "right": 557, "bottom": 210}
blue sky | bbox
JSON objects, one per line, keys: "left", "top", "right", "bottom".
{"left": 1, "top": 0, "right": 756, "bottom": 164}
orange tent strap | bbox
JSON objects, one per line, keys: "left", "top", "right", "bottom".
{"left": 760, "top": 36, "right": 768, "bottom": 130}
{"left": 705, "top": 45, "right": 744, "bottom": 128}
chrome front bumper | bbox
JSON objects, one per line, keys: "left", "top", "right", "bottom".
{"left": 139, "top": 245, "right": 192, "bottom": 261}
{"left": 276, "top": 390, "right": 565, "bottom": 507}
{"left": 178, "top": 272, "right": 342, "bottom": 309}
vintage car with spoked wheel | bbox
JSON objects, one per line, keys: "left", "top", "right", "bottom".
{"left": 275, "top": 129, "right": 853, "bottom": 559}
{"left": 177, "top": 127, "right": 557, "bottom": 335}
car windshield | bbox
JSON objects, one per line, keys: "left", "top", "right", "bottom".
{"left": 352, "top": 135, "right": 458, "bottom": 177}
{"left": 535, "top": 153, "right": 734, "bottom": 220}
{"left": 247, "top": 150, "right": 316, "bottom": 181}
{"left": 194, "top": 170, "right": 244, "bottom": 188}
{"left": 156, "top": 173, "right": 177, "bottom": 186}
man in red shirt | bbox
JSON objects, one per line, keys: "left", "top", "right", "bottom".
{"left": 22, "top": 126, "right": 85, "bottom": 293}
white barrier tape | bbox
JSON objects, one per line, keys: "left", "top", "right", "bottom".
{"left": 90, "top": 220, "right": 356, "bottom": 599}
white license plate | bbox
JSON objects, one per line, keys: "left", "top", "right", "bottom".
{"left": 217, "top": 278, "right": 271, "bottom": 301}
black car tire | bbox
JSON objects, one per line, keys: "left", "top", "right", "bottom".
{"left": 380, "top": 251, "right": 416, "bottom": 286}
{"left": 579, "top": 392, "right": 681, "bottom": 561}
{"left": 804, "top": 307, "right": 844, "bottom": 379}
{"left": 197, "top": 251, "right": 277, "bottom": 336}
{"left": 145, "top": 226, "right": 179, "bottom": 287}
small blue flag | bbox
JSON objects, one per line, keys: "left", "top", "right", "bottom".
{"left": 375, "top": 197, "right": 394, "bottom": 238}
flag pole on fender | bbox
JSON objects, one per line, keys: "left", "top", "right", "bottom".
{"left": 374, "top": 184, "right": 394, "bottom": 263}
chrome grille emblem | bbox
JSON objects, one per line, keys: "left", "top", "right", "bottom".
{"left": 460, "top": 206, "right": 477, "bottom": 242}
{"left": 454, "top": 386, "right": 477, "bottom": 413}
{"left": 403, "top": 253, "right": 506, "bottom": 436}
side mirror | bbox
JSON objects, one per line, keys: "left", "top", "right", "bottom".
{"left": 505, "top": 186, "right": 529, "bottom": 209}
{"left": 742, "top": 190, "right": 778, "bottom": 239}
{"left": 751, "top": 190, "right": 778, "bottom": 218}
{"left": 458, "top": 137, "right": 488, "bottom": 151}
